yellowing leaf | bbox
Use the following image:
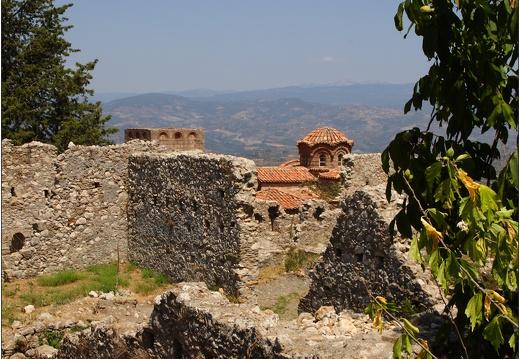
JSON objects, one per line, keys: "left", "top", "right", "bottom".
{"left": 498, "top": 303, "right": 508, "bottom": 317}
{"left": 417, "top": 338, "right": 430, "bottom": 359}
{"left": 376, "top": 296, "right": 387, "bottom": 305}
{"left": 458, "top": 169, "right": 480, "bottom": 203}
{"left": 373, "top": 309, "right": 383, "bottom": 334}
{"left": 489, "top": 290, "right": 508, "bottom": 304}
{"left": 506, "top": 222, "right": 516, "bottom": 246}
{"left": 421, "top": 217, "right": 442, "bottom": 249}
{"left": 485, "top": 294, "right": 491, "bottom": 321}
{"left": 476, "top": 238, "right": 487, "bottom": 261}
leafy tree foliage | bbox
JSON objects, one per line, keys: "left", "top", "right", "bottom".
{"left": 381, "top": 1, "right": 518, "bottom": 358}
{"left": 2, "top": 0, "right": 116, "bottom": 151}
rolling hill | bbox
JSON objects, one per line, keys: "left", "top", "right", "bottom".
{"left": 101, "top": 83, "right": 431, "bottom": 166}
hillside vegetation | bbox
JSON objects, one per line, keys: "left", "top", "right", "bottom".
{"left": 101, "top": 84, "right": 431, "bottom": 165}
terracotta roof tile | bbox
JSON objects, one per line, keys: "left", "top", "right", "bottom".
{"left": 279, "top": 159, "right": 300, "bottom": 167}
{"left": 257, "top": 166, "right": 316, "bottom": 183}
{"left": 318, "top": 168, "right": 342, "bottom": 180}
{"left": 256, "top": 188, "right": 317, "bottom": 209}
{"left": 297, "top": 127, "right": 353, "bottom": 147}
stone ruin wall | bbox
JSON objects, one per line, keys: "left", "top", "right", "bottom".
{"left": 1, "top": 145, "right": 445, "bottom": 358}
{"left": 127, "top": 152, "right": 259, "bottom": 298}
{"left": 1, "top": 140, "right": 338, "bottom": 292}
{"left": 299, "top": 154, "right": 441, "bottom": 314}
{"left": 52, "top": 282, "right": 401, "bottom": 359}
{"left": 2, "top": 140, "right": 435, "bottom": 314}
{"left": 126, "top": 151, "right": 338, "bottom": 299}
{"left": 1, "top": 139, "right": 168, "bottom": 280}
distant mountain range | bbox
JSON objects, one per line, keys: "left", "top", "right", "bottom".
{"left": 101, "top": 83, "right": 432, "bottom": 166}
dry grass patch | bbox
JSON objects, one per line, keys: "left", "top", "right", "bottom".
{"left": 258, "top": 264, "right": 285, "bottom": 284}
{"left": 1, "top": 262, "right": 171, "bottom": 328}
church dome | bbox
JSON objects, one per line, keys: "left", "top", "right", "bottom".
{"left": 297, "top": 127, "right": 353, "bottom": 147}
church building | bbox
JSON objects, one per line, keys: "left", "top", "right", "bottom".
{"left": 256, "top": 127, "right": 354, "bottom": 209}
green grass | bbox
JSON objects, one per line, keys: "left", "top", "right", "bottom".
{"left": 284, "top": 248, "right": 321, "bottom": 272}
{"left": 2, "top": 262, "right": 170, "bottom": 327}
{"left": 37, "top": 270, "right": 82, "bottom": 287}
{"left": 260, "top": 292, "right": 302, "bottom": 319}
{"left": 141, "top": 268, "right": 170, "bottom": 285}
{"left": 43, "top": 330, "right": 64, "bottom": 349}
{"left": 86, "top": 263, "right": 130, "bottom": 293}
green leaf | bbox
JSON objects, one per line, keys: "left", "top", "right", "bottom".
{"left": 364, "top": 302, "right": 375, "bottom": 318}
{"left": 392, "top": 336, "right": 402, "bottom": 359}
{"left": 428, "top": 249, "right": 441, "bottom": 273}
{"left": 394, "top": 2, "right": 405, "bottom": 32}
{"left": 446, "top": 251, "right": 460, "bottom": 278}
{"left": 381, "top": 149, "right": 390, "bottom": 174}
{"left": 427, "top": 208, "right": 447, "bottom": 229}
{"left": 425, "top": 161, "right": 442, "bottom": 193}
{"left": 509, "top": 332, "right": 517, "bottom": 351}
{"left": 465, "top": 292, "right": 483, "bottom": 331}
{"left": 455, "top": 154, "right": 471, "bottom": 162}
{"left": 409, "top": 235, "right": 422, "bottom": 263}
{"left": 434, "top": 178, "right": 456, "bottom": 209}
{"left": 468, "top": 238, "right": 487, "bottom": 265}
{"left": 396, "top": 208, "right": 413, "bottom": 238}
{"left": 460, "top": 258, "right": 479, "bottom": 281}
{"left": 508, "top": 152, "right": 519, "bottom": 190}
{"left": 436, "top": 261, "right": 447, "bottom": 290}
{"left": 401, "top": 332, "right": 412, "bottom": 354}
{"left": 482, "top": 315, "right": 504, "bottom": 352}
{"left": 402, "top": 318, "right": 420, "bottom": 336}
{"left": 479, "top": 185, "right": 499, "bottom": 213}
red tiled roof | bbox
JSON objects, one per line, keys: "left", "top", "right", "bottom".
{"left": 257, "top": 166, "right": 316, "bottom": 183}
{"left": 318, "top": 168, "right": 342, "bottom": 180}
{"left": 297, "top": 127, "right": 353, "bottom": 147}
{"left": 279, "top": 159, "right": 300, "bottom": 167}
{"left": 256, "top": 188, "right": 317, "bottom": 209}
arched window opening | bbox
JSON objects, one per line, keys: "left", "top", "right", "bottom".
{"left": 188, "top": 132, "right": 197, "bottom": 139}
{"left": 10, "top": 232, "right": 25, "bottom": 253}
{"left": 319, "top": 154, "right": 327, "bottom": 167}
{"left": 159, "top": 132, "right": 169, "bottom": 139}
{"left": 135, "top": 132, "right": 142, "bottom": 139}
{"left": 174, "top": 132, "right": 183, "bottom": 139}
{"left": 337, "top": 153, "right": 344, "bottom": 166}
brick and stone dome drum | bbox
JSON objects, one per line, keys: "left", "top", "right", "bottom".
{"left": 297, "top": 127, "right": 354, "bottom": 170}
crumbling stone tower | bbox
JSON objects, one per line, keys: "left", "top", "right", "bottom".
{"left": 125, "top": 128, "right": 204, "bottom": 151}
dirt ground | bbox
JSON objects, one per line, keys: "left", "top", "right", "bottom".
{"left": 1, "top": 267, "right": 312, "bottom": 344}
{"left": 255, "top": 272, "right": 311, "bottom": 320}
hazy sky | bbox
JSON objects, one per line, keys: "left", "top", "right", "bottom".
{"left": 56, "top": 1, "right": 431, "bottom": 94}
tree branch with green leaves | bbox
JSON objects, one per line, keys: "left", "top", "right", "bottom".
{"left": 373, "top": 1, "right": 518, "bottom": 358}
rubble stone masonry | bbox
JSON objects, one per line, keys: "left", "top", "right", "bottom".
{"left": 1, "top": 139, "right": 168, "bottom": 280}
{"left": 127, "top": 152, "right": 258, "bottom": 298}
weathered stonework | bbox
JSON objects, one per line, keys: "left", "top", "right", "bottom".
{"left": 127, "top": 152, "right": 258, "bottom": 298}
{"left": 125, "top": 127, "right": 205, "bottom": 151}
{"left": 1, "top": 140, "right": 339, "bottom": 298}
{"left": 1, "top": 139, "right": 168, "bottom": 280}
{"left": 55, "top": 283, "right": 400, "bottom": 359}
{"left": 341, "top": 153, "right": 389, "bottom": 194}
{"left": 299, "top": 185, "right": 440, "bottom": 314}
{"left": 251, "top": 199, "right": 341, "bottom": 268}
{"left": 1, "top": 144, "right": 446, "bottom": 358}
